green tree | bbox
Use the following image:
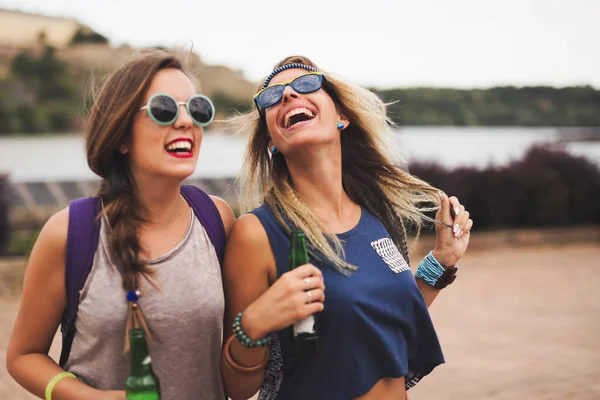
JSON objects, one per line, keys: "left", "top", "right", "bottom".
{"left": 70, "top": 26, "right": 109, "bottom": 45}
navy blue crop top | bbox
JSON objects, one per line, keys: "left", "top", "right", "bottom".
{"left": 251, "top": 205, "right": 445, "bottom": 400}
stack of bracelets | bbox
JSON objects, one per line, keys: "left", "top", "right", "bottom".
{"left": 415, "top": 251, "right": 458, "bottom": 289}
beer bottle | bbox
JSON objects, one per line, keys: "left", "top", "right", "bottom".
{"left": 126, "top": 328, "right": 161, "bottom": 400}
{"left": 289, "top": 230, "right": 320, "bottom": 356}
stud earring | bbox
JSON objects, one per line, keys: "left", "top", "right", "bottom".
{"left": 337, "top": 122, "right": 344, "bottom": 130}
{"left": 270, "top": 145, "right": 278, "bottom": 154}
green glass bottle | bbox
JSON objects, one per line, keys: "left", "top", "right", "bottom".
{"left": 289, "top": 230, "right": 320, "bottom": 356}
{"left": 126, "top": 328, "right": 161, "bottom": 400}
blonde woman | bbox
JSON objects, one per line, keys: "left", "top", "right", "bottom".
{"left": 221, "top": 56, "right": 473, "bottom": 400}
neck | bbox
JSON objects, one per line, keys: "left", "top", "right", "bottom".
{"left": 133, "top": 173, "right": 185, "bottom": 226}
{"left": 285, "top": 143, "right": 359, "bottom": 232}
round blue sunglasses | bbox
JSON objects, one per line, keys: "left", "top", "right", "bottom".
{"left": 253, "top": 72, "right": 326, "bottom": 110}
{"left": 139, "top": 93, "right": 215, "bottom": 127}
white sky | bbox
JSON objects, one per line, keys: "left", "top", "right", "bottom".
{"left": 2, "top": 0, "right": 599, "bottom": 89}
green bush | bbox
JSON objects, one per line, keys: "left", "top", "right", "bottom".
{"left": 8, "top": 228, "right": 41, "bottom": 256}
{"left": 15, "top": 105, "right": 49, "bottom": 133}
{"left": 211, "top": 92, "right": 252, "bottom": 114}
{"left": 70, "top": 27, "right": 109, "bottom": 45}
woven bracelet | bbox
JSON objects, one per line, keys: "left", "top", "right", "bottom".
{"left": 415, "top": 251, "right": 458, "bottom": 289}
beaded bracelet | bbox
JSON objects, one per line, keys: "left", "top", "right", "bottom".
{"left": 415, "top": 251, "right": 458, "bottom": 289}
{"left": 233, "top": 312, "right": 271, "bottom": 348}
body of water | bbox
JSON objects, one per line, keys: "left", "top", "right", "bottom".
{"left": 1, "top": 127, "right": 598, "bottom": 182}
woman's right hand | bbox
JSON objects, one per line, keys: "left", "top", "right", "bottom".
{"left": 242, "top": 263, "right": 325, "bottom": 340}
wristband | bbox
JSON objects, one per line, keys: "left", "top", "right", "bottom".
{"left": 415, "top": 251, "right": 458, "bottom": 289}
{"left": 45, "top": 371, "right": 77, "bottom": 400}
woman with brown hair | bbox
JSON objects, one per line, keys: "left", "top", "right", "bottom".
{"left": 221, "top": 56, "right": 473, "bottom": 399}
{"left": 6, "top": 51, "right": 234, "bottom": 399}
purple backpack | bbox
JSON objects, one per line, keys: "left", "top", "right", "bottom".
{"left": 59, "top": 185, "right": 226, "bottom": 367}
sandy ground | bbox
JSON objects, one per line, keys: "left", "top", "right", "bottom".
{"left": 1, "top": 244, "right": 599, "bottom": 400}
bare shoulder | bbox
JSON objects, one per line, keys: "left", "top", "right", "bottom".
{"left": 35, "top": 206, "right": 70, "bottom": 256}
{"left": 223, "top": 212, "right": 274, "bottom": 277}
{"left": 209, "top": 195, "right": 236, "bottom": 236}
{"left": 227, "top": 213, "right": 269, "bottom": 249}
{"left": 21, "top": 206, "right": 70, "bottom": 298}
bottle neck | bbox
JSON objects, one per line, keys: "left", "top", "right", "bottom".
{"left": 129, "top": 329, "right": 152, "bottom": 377}
{"left": 289, "top": 233, "right": 309, "bottom": 269}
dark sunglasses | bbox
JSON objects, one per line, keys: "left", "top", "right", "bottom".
{"left": 139, "top": 93, "right": 215, "bottom": 127}
{"left": 253, "top": 72, "right": 326, "bottom": 110}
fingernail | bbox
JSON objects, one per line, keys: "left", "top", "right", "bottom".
{"left": 453, "top": 224, "right": 460, "bottom": 234}
{"left": 438, "top": 192, "right": 444, "bottom": 201}
{"left": 454, "top": 207, "right": 460, "bottom": 216}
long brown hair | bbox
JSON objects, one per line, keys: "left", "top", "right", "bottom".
{"left": 231, "top": 56, "right": 441, "bottom": 272}
{"left": 85, "top": 51, "right": 188, "bottom": 344}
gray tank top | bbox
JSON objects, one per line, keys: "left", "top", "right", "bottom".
{"left": 64, "top": 207, "right": 225, "bottom": 400}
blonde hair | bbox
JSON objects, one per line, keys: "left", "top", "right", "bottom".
{"left": 229, "top": 56, "right": 441, "bottom": 272}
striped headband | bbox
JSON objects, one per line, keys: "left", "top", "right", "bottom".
{"left": 261, "top": 63, "right": 319, "bottom": 89}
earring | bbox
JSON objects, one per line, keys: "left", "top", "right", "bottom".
{"left": 337, "top": 122, "right": 344, "bottom": 130}
{"left": 270, "top": 145, "right": 278, "bottom": 154}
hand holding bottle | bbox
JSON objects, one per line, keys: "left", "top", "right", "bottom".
{"left": 243, "top": 263, "right": 325, "bottom": 341}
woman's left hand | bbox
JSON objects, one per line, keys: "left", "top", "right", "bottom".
{"left": 432, "top": 192, "right": 473, "bottom": 267}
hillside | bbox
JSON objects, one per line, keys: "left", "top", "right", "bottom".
{"left": 0, "top": 7, "right": 258, "bottom": 132}
{"left": 53, "top": 44, "right": 256, "bottom": 103}
{"left": 1, "top": 7, "right": 599, "bottom": 134}
{"left": 0, "top": 7, "right": 256, "bottom": 98}
{"left": 0, "top": 41, "right": 257, "bottom": 133}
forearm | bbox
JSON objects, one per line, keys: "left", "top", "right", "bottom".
{"left": 8, "top": 353, "right": 101, "bottom": 400}
{"left": 221, "top": 335, "right": 267, "bottom": 400}
{"left": 222, "top": 306, "right": 274, "bottom": 398}
{"left": 416, "top": 278, "right": 441, "bottom": 308}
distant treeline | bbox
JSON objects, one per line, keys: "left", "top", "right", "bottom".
{"left": 1, "top": 45, "right": 599, "bottom": 134}
{"left": 373, "top": 86, "right": 600, "bottom": 126}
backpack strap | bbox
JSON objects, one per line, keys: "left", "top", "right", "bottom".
{"left": 60, "top": 196, "right": 101, "bottom": 368}
{"left": 180, "top": 185, "right": 226, "bottom": 267}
